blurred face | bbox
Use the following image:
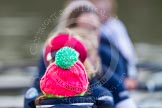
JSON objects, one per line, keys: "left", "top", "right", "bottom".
{"left": 92, "top": 0, "right": 112, "bottom": 23}
{"left": 76, "top": 13, "right": 100, "bottom": 64}
{"left": 76, "top": 12, "right": 100, "bottom": 37}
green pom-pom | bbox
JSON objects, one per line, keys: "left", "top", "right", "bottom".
{"left": 55, "top": 47, "right": 79, "bottom": 69}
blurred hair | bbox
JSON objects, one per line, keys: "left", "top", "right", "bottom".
{"left": 46, "top": 1, "right": 101, "bottom": 79}
{"left": 45, "top": 29, "right": 101, "bottom": 79}
{"left": 55, "top": 0, "right": 97, "bottom": 32}
{"left": 66, "top": 28, "right": 102, "bottom": 78}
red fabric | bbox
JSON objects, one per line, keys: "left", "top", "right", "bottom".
{"left": 44, "top": 33, "right": 88, "bottom": 66}
{"left": 40, "top": 61, "right": 89, "bottom": 97}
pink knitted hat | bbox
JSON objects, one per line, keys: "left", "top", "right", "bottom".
{"left": 44, "top": 33, "right": 88, "bottom": 66}
{"left": 40, "top": 47, "right": 89, "bottom": 97}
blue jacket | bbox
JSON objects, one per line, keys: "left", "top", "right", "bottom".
{"left": 98, "top": 33, "right": 130, "bottom": 104}
{"left": 24, "top": 33, "right": 129, "bottom": 107}
{"left": 29, "top": 95, "right": 112, "bottom": 108}
{"left": 99, "top": 33, "right": 128, "bottom": 78}
{"left": 24, "top": 77, "right": 114, "bottom": 108}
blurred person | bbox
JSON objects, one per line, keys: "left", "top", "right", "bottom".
{"left": 66, "top": 28, "right": 135, "bottom": 108}
{"left": 24, "top": 1, "right": 136, "bottom": 108}
{"left": 90, "top": 0, "right": 138, "bottom": 90}
{"left": 25, "top": 30, "right": 114, "bottom": 108}
{"left": 32, "top": 45, "right": 109, "bottom": 108}
{"left": 35, "top": 46, "right": 90, "bottom": 107}
{"left": 41, "top": 32, "right": 113, "bottom": 108}
{"left": 26, "top": 31, "right": 114, "bottom": 108}
{"left": 53, "top": 1, "right": 137, "bottom": 107}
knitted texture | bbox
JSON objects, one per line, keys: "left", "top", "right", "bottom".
{"left": 43, "top": 33, "right": 87, "bottom": 66}
{"left": 55, "top": 47, "right": 79, "bottom": 69}
{"left": 40, "top": 47, "right": 89, "bottom": 97}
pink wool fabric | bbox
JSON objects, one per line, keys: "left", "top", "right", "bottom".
{"left": 40, "top": 61, "right": 89, "bottom": 97}
{"left": 44, "top": 33, "right": 88, "bottom": 66}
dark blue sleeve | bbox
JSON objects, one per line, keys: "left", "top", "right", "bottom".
{"left": 32, "top": 54, "right": 46, "bottom": 91}
{"left": 37, "top": 53, "right": 46, "bottom": 78}
{"left": 99, "top": 34, "right": 127, "bottom": 77}
{"left": 119, "top": 56, "right": 128, "bottom": 77}
{"left": 102, "top": 70, "right": 129, "bottom": 104}
{"left": 24, "top": 54, "right": 46, "bottom": 108}
{"left": 98, "top": 34, "right": 129, "bottom": 104}
{"left": 89, "top": 77, "right": 114, "bottom": 107}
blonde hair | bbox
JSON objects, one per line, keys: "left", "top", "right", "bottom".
{"left": 48, "top": 0, "right": 97, "bottom": 37}
{"left": 45, "top": 29, "right": 101, "bottom": 79}
{"left": 66, "top": 28, "right": 102, "bottom": 78}
{"left": 45, "top": 1, "right": 101, "bottom": 79}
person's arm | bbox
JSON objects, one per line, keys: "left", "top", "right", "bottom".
{"left": 37, "top": 54, "right": 46, "bottom": 78}
{"left": 99, "top": 34, "right": 138, "bottom": 90}
{"left": 31, "top": 54, "right": 46, "bottom": 92}
{"left": 101, "top": 19, "right": 138, "bottom": 78}
{"left": 101, "top": 69, "right": 128, "bottom": 104}
{"left": 24, "top": 54, "right": 46, "bottom": 108}
{"left": 101, "top": 66, "right": 137, "bottom": 108}
{"left": 90, "top": 77, "right": 114, "bottom": 108}
{"left": 99, "top": 34, "right": 126, "bottom": 78}
{"left": 112, "top": 19, "right": 138, "bottom": 79}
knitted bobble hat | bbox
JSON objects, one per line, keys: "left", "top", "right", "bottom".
{"left": 40, "top": 47, "right": 89, "bottom": 97}
{"left": 43, "top": 33, "right": 88, "bottom": 66}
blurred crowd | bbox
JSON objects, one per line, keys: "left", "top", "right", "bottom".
{"left": 24, "top": 0, "right": 138, "bottom": 108}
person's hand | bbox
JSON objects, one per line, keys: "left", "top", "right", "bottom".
{"left": 125, "top": 78, "right": 138, "bottom": 90}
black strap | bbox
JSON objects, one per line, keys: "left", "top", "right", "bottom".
{"left": 39, "top": 96, "right": 95, "bottom": 105}
{"left": 28, "top": 100, "right": 36, "bottom": 108}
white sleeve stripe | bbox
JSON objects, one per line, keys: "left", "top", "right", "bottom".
{"left": 97, "top": 96, "right": 113, "bottom": 102}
